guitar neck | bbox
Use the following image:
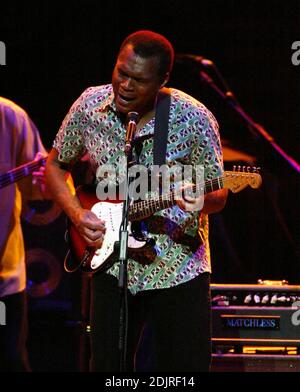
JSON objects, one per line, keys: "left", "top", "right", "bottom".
{"left": 0, "top": 158, "right": 45, "bottom": 189}
{"left": 129, "top": 175, "right": 224, "bottom": 221}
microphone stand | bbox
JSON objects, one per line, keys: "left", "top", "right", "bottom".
{"left": 199, "top": 69, "right": 299, "bottom": 259}
{"left": 199, "top": 70, "right": 300, "bottom": 174}
{"left": 117, "top": 111, "right": 138, "bottom": 372}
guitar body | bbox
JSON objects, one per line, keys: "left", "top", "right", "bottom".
{"left": 65, "top": 169, "right": 262, "bottom": 273}
{"left": 65, "top": 186, "right": 153, "bottom": 273}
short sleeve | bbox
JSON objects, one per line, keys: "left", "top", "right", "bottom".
{"left": 53, "top": 92, "right": 87, "bottom": 163}
{"left": 16, "top": 110, "right": 46, "bottom": 166}
{"left": 191, "top": 108, "right": 224, "bottom": 180}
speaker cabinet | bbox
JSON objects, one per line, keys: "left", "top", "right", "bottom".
{"left": 21, "top": 203, "right": 87, "bottom": 371}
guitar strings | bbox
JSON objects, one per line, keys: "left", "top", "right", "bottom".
{"left": 91, "top": 173, "right": 257, "bottom": 221}
{"left": 0, "top": 162, "right": 44, "bottom": 188}
{"left": 91, "top": 175, "right": 228, "bottom": 221}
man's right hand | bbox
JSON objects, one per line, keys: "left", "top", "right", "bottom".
{"left": 45, "top": 148, "right": 106, "bottom": 249}
{"left": 73, "top": 208, "right": 106, "bottom": 248}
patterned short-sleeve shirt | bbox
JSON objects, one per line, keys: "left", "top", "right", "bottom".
{"left": 53, "top": 84, "right": 224, "bottom": 295}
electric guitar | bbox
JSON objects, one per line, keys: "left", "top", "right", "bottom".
{"left": 0, "top": 156, "right": 46, "bottom": 189}
{"left": 65, "top": 167, "right": 262, "bottom": 274}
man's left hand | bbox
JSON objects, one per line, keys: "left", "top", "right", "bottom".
{"left": 32, "top": 152, "right": 51, "bottom": 198}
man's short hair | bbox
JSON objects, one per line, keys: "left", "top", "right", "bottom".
{"left": 119, "top": 30, "right": 174, "bottom": 82}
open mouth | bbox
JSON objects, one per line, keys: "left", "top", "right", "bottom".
{"left": 118, "top": 93, "right": 135, "bottom": 103}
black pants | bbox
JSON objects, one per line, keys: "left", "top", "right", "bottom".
{"left": 0, "top": 290, "right": 30, "bottom": 372}
{"left": 90, "top": 272, "right": 211, "bottom": 372}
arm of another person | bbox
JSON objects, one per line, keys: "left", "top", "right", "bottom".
{"left": 45, "top": 148, "right": 105, "bottom": 247}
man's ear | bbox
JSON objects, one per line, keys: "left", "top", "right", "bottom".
{"left": 160, "top": 72, "right": 170, "bottom": 88}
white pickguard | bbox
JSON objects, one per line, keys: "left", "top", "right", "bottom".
{"left": 90, "top": 201, "right": 146, "bottom": 270}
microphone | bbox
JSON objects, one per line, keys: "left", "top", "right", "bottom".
{"left": 175, "top": 53, "right": 213, "bottom": 66}
{"left": 125, "top": 111, "right": 139, "bottom": 155}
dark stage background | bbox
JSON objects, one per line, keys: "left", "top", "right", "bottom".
{"left": 1, "top": 0, "right": 299, "bottom": 283}
{"left": 1, "top": 0, "right": 299, "bottom": 372}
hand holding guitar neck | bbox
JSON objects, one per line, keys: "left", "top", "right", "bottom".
{"left": 0, "top": 153, "right": 47, "bottom": 189}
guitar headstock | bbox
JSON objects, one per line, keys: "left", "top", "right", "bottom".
{"left": 224, "top": 166, "right": 262, "bottom": 193}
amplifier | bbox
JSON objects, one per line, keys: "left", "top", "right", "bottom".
{"left": 211, "top": 281, "right": 300, "bottom": 349}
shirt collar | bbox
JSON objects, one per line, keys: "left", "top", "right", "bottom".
{"left": 101, "top": 90, "right": 117, "bottom": 112}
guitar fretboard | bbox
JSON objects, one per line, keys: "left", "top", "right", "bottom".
{"left": 129, "top": 175, "right": 224, "bottom": 221}
{"left": 0, "top": 158, "right": 46, "bottom": 189}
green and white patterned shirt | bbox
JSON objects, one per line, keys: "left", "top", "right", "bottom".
{"left": 53, "top": 84, "right": 224, "bottom": 294}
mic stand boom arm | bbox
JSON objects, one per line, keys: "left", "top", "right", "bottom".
{"left": 200, "top": 70, "right": 300, "bottom": 174}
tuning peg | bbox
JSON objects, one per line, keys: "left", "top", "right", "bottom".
{"left": 252, "top": 166, "right": 261, "bottom": 173}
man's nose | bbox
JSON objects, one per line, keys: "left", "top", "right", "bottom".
{"left": 121, "top": 77, "right": 134, "bottom": 90}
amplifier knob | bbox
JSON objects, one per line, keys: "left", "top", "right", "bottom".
{"left": 277, "top": 295, "right": 287, "bottom": 304}
{"left": 261, "top": 294, "right": 270, "bottom": 304}
{"left": 244, "top": 294, "right": 252, "bottom": 304}
{"left": 254, "top": 294, "right": 261, "bottom": 304}
{"left": 270, "top": 294, "right": 278, "bottom": 304}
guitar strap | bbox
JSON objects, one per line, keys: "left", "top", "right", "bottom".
{"left": 128, "top": 88, "right": 171, "bottom": 259}
{"left": 132, "top": 88, "right": 171, "bottom": 165}
{"left": 153, "top": 88, "right": 171, "bottom": 166}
